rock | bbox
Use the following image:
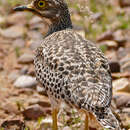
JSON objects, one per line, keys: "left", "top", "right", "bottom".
{"left": 22, "top": 104, "right": 51, "bottom": 120}
{"left": 14, "top": 75, "right": 37, "bottom": 88}
{"left": 0, "top": 25, "right": 26, "bottom": 39}
{"left": 29, "top": 39, "right": 42, "bottom": 50}
{"left": 119, "top": 0, "right": 130, "bottom": 7}
{"left": 122, "top": 108, "right": 130, "bottom": 113}
{"left": 27, "top": 98, "right": 40, "bottom": 105}
{"left": 117, "top": 47, "right": 129, "bottom": 60}
{"left": 0, "top": 16, "right": 5, "bottom": 25}
{"left": 97, "top": 30, "right": 113, "bottom": 42}
{"left": 120, "top": 53, "right": 130, "bottom": 72}
{"left": 37, "top": 101, "right": 51, "bottom": 108}
{"left": 0, "top": 52, "right": 4, "bottom": 59}
{"left": 113, "top": 30, "right": 126, "bottom": 46}
{"left": 0, "top": 111, "right": 8, "bottom": 119}
{"left": 92, "top": 12, "right": 102, "bottom": 20}
{"left": 112, "top": 72, "right": 130, "bottom": 79}
{"left": 13, "top": 38, "right": 25, "bottom": 48}
{"left": 120, "top": 53, "right": 130, "bottom": 71}
{"left": 36, "top": 85, "right": 47, "bottom": 96}
{"left": 37, "top": 118, "right": 52, "bottom": 130}
{"left": 113, "top": 78, "right": 130, "bottom": 93}
{"left": 18, "top": 88, "right": 34, "bottom": 96}
{"left": 27, "top": 31, "right": 43, "bottom": 40}
{"left": 73, "top": 24, "right": 84, "bottom": 31}
{"left": 29, "top": 16, "right": 46, "bottom": 30}
{"left": 126, "top": 41, "right": 130, "bottom": 48}
{"left": 29, "top": 16, "right": 42, "bottom": 25}
{"left": 113, "top": 94, "right": 130, "bottom": 108}
{"left": 38, "top": 118, "right": 62, "bottom": 129}
{"left": 0, "top": 37, "right": 12, "bottom": 45}
{"left": 110, "top": 21, "right": 121, "bottom": 30}
{"left": 109, "top": 0, "right": 119, "bottom": 6}
{"left": 20, "top": 66, "right": 28, "bottom": 75}
{"left": 1, "top": 102, "right": 19, "bottom": 114}
{"left": 27, "top": 68, "right": 35, "bottom": 76}
{"left": 8, "top": 71, "right": 20, "bottom": 82}
{"left": 1, "top": 120, "right": 26, "bottom": 130}
{"left": 124, "top": 7, "right": 130, "bottom": 16}
{"left": 109, "top": 60, "right": 120, "bottom": 73}
{"left": 28, "top": 98, "right": 50, "bottom": 108}
{"left": 105, "top": 51, "right": 117, "bottom": 62}
{"left": 63, "top": 126, "right": 72, "bottom": 130}
{"left": 122, "top": 61, "right": 130, "bottom": 72}
{"left": 18, "top": 53, "right": 34, "bottom": 64}
{"left": 6, "top": 12, "right": 28, "bottom": 25}
{"left": 0, "top": 47, "right": 7, "bottom": 55}
{"left": 0, "top": 63, "right": 3, "bottom": 71}
{"left": 99, "top": 40, "right": 118, "bottom": 48}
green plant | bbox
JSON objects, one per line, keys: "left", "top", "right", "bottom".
{"left": 99, "top": 44, "right": 108, "bottom": 53}
{"left": 36, "top": 116, "right": 44, "bottom": 128}
{"left": 15, "top": 47, "right": 21, "bottom": 57}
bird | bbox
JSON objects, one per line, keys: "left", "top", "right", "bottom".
{"left": 13, "top": 0, "right": 121, "bottom": 130}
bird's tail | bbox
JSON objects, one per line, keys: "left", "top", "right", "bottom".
{"left": 94, "top": 108, "right": 121, "bottom": 130}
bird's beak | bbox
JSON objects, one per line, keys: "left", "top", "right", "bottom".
{"left": 13, "top": 4, "right": 42, "bottom": 17}
{"left": 13, "top": 3, "right": 58, "bottom": 19}
{"left": 13, "top": 3, "right": 34, "bottom": 11}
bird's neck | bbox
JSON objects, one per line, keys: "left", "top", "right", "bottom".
{"left": 45, "top": 9, "right": 73, "bottom": 37}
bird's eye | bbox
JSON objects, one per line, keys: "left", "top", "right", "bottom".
{"left": 38, "top": 0, "right": 46, "bottom": 8}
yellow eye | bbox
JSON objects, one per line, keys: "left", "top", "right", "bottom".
{"left": 38, "top": 0, "right": 46, "bottom": 8}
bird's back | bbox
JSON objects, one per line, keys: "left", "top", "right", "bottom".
{"left": 34, "top": 29, "right": 112, "bottom": 111}
{"left": 34, "top": 29, "right": 120, "bottom": 130}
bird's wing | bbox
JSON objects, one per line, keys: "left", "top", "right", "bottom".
{"left": 35, "top": 29, "right": 112, "bottom": 111}
{"left": 49, "top": 30, "right": 112, "bottom": 109}
{"left": 65, "top": 43, "right": 112, "bottom": 110}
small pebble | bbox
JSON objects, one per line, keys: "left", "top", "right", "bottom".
{"left": 18, "top": 53, "right": 34, "bottom": 64}
{"left": 109, "top": 60, "right": 120, "bottom": 73}
{"left": 14, "top": 75, "right": 37, "bottom": 88}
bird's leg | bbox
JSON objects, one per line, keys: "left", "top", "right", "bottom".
{"left": 49, "top": 96, "right": 59, "bottom": 130}
{"left": 52, "top": 108, "right": 58, "bottom": 130}
{"left": 84, "top": 112, "right": 89, "bottom": 130}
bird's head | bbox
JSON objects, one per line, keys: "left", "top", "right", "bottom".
{"left": 13, "top": 0, "right": 72, "bottom": 36}
{"left": 13, "top": 0, "right": 69, "bottom": 22}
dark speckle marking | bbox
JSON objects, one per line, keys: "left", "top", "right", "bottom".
{"left": 66, "top": 66, "right": 74, "bottom": 70}
{"left": 51, "top": 83, "right": 54, "bottom": 87}
{"left": 54, "top": 63, "right": 58, "bottom": 69}
{"left": 88, "top": 78, "right": 98, "bottom": 83}
{"left": 58, "top": 83, "right": 60, "bottom": 87}
{"left": 63, "top": 71, "right": 69, "bottom": 75}
{"left": 61, "top": 94, "right": 65, "bottom": 98}
{"left": 57, "top": 89, "right": 59, "bottom": 94}
{"left": 59, "top": 75, "right": 63, "bottom": 79}
{"left": 60, "top": 62, "right": 64, "bottom": 66}
{"left": 56, "top": 79, "right": 58, "bottom": 83}
{"left": 53, "top": 78, "right": 55, "bottom": 82}
{"left": 55, "top": 94, "right": 57, "bottom": 98}
{"left": 55, "top": 85, "right": 58, "bottom": 89}
{"left": 58, "top": 67, "right": 64, "bottom": 71}
{"left": 66, "top": 90, "right": 70, "bottom": 96}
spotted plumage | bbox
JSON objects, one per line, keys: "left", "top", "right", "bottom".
{"left": 14, "top": 0, "right": 120, "bottom": 129}
{"left": 34, "top": 29, "right": 120, "bottom": 129}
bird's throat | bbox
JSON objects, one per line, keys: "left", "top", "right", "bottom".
{"left": 45, "top": 9, "right": 73, "bottom": 37}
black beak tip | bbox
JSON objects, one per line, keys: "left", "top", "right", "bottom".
{"left": 13, "top": 7, "right": 19, "bottom": 11}
{"left": 13, "top": 6, "right": 26, "bottom": 11}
